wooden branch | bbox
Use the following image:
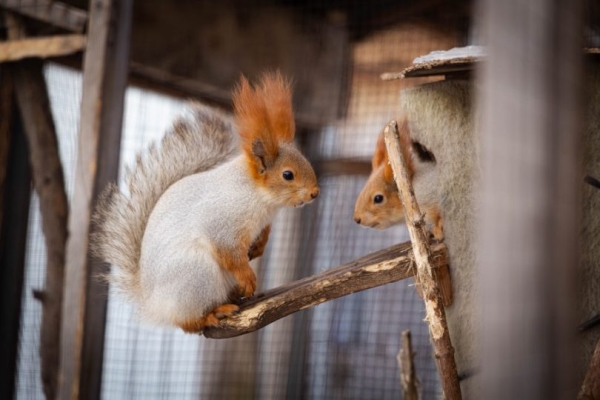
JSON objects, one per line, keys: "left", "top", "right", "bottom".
{"left": 398, "top": 330, "right": 419, "bottom": 400}
{"left": 0, "top": 34, "right": 86, "bottom": 62}
{"left": 578, "top": 337, "right": 600, "bottom": 399}
{"left": 203, "top": 241, "right": 449, "bottom": 339}
{"left": 315, "top": 158, "right": 372, "bottom": 176}
{"left": 384, "top": 120, "right": 462, "bottom": 400}
{"left": 0, "top": 0, "right": 87, "bottom": 33}
{"left": 7, "top": 14, "right": 69, "bottom": 400}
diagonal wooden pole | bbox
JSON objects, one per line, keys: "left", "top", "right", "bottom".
{"left": 384, "top": 120, "right": 462, "bottom": 400}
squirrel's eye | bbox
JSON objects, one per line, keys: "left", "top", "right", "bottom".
{"left": 374, "top": 194, "right": 384, "bottom": 204}
{"left": 282, "top": 170, "right": 294, "bottom": 181}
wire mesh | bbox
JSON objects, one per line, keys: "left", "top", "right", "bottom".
{"left": 11, "top": 2, "right": 473, "bottom": 399}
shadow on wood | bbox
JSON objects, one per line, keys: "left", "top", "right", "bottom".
{"left": 203, "top": 240, "right": 448, "bottom": 339}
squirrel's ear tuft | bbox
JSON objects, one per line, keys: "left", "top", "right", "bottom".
{"left": 372, "top": 131, "right": 388, "bottom": 170}
{"left": 233, "top": 74, "right": 279, "bottom": 169}
{"left": 383, "top": 161, "right": 395, "bottom": 183}
{"left": 259, "top": 71, "right": 295, "bottom": 143}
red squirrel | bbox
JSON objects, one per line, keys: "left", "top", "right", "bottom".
{"left": 92, "top": 72, "right": 319, "bottom": 333}
{"left": 353, "top": 117, "right": 443, "bottom": 240}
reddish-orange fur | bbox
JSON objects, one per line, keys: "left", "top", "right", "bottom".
{"left": 212, "top": 240, "right": 257, "bottom": 299}
{"left": 178, "top": 304, "right": 239, "bottom": 333}
{"left": 371, "top": 118, "right": 415, "bottom": 183}
{"left": 232, "top": 72, "right": 296, "bottom": 181}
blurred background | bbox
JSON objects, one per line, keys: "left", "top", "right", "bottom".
{"left": 2, "top": 0, "right": 600, "bottom": 399}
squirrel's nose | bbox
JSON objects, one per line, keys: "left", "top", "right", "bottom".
{"left": 310, "top": 188, "right": 320, "bottom": 199}
{"left": 354, "top": 217, "right": 361, "bottom": 224}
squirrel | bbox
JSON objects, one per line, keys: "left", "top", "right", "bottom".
{"left": 92, "top": 72, "right": 320, "bottom": 333}
{"left": 353, "top": 117, "right": 443, "bottom": 240}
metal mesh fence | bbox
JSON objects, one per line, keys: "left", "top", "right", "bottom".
{"left": 12, "top": 2, "right": 473, "bottom": 399}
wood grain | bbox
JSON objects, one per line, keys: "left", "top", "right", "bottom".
{"left": 384, "top": 120, "right": 462, "bottom": 399}
{"left": 58, "top": 1, "right": 132, "bottom": 399}
{"left": 203, "top": 241, "right": 448, "bottom": 339}
{"left": 7, "top": 14, "right": 69, "bottom": 400}
{"left": 11, "top": 57, "right": 69, "bottom": 400}
{"left": 0, "top": 34, "right": 86, "bottom": 62}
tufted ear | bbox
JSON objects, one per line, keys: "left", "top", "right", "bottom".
{"left": 251, "top": 138, "right": 274, "bottom": 172}
{"left": 259, "top": 71, "right": 295, "bottom": 143}
{"left": 372, "top": 131, "right": 388, "bottom": 170}
{"left": 233, "top": 75, "right": 279, "bottom": 173}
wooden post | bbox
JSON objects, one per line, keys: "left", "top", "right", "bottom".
{"left": 58, "top": 0, "right": 132, "bottom": 399}
{"left": 6, "top": 14, "right": 70, "bottom": 400}
{"left": 12, "top": 59, "right": 68, "bottom": 400}
{"left": 398, "top": 330, "right": 419, "bottom": 400}
{"left": 0, "top": 78, "right": 32, "bottom": 400}
{"left": 384, "top": 120, "right": 462, "bottom": 400}
{"left": 478, "top": 0, "right": 583, "bottom": 398}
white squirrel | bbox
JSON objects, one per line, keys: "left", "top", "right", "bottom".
{"left": 92, "top": 72, "right": 320, "bottom": 333}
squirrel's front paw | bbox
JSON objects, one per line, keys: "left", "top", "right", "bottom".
{"left": 236, "top": 268, "right": 257, "bottom": 298}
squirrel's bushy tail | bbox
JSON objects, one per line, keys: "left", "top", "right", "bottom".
{"left": 91, "top": 105, "right": 239, "bottom": 303}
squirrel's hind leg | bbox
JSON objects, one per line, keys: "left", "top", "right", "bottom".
{"left": 178, "top": 303, "right": 239, "bottom": 333}
{"left": 213, "top": 245, "right": 257, "bottom": 298}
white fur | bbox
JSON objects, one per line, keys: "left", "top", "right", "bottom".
{"left": 139, "top": 155, "right": 276, "bottom": 325}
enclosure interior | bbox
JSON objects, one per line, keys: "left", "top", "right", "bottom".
{"left": 10, "top": 0, "right": 593, "bottom": 398}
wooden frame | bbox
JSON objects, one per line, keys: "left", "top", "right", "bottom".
{"left": 58, "top": 1, "right": 132, "bottom": 399}
{"left": 478, "top": 0, "right": 583, "bottom": 397}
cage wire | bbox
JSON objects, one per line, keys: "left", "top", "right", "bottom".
{"left": 13, "top": 2, "right": 472, "bottom": 399}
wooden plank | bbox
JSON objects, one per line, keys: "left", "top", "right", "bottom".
{"left": 203, "top": 241, "right": 449, "bottom": 339}
{"left": 0, "top": 34, "right": 86, "bottom": 62}
{"left": 478, "top": 0, "right": 583, "bottom": 398}
{"left": 58, "top": 0, "right": 132, "bottom": 399}
{"left": 315, "top": 158, "right": 371, "bottom": 176}
{"left": 11, "top": 54, "right": 69, "bottom": 400}
{"left": 384, "top": 121, "right": 462, "bottom": 399}
{"left": 0, "top": 0, "right": 87, "bottom": 33}
{"left": 0, "top": 88, "right": 32, "bottom": 400}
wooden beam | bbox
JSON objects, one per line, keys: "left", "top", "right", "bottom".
{"left": 8, "top": 15, "right": 70, "bottom": 400}
{"left": 58, "top": 0, "right": 132, "bottom": 399}
{"left": 0, "top": 0, "right": 87, "bottom": 33}
{"left": 0, "top": 85, "right": 31, "bottom": 400}
{"left": 384, "top": 120, "right": 462, "bottom": 399}
{"left": 203, "top": 241, "right": 448, "bottom": 339}
{"left": 0, "top": 34, "right": 86, "bottom": 62}
{"left": 315, "top": 158, "right": 371, "bottom": 176}
{"left": 478, "top": 0, "right": 583, "bottom": 397}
